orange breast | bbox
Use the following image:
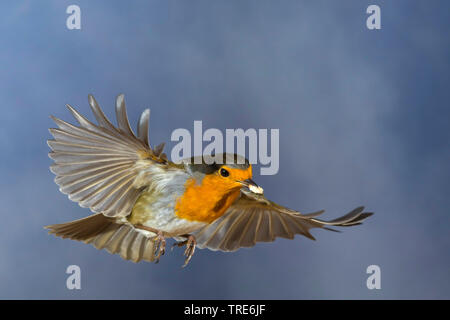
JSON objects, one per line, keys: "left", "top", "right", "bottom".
{"left": 175, "top": 175, "right": 241, "bottom": 223}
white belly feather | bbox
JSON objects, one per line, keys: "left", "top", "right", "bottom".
{"left": 128, "top": 164, "right": 208, "bottom": 238}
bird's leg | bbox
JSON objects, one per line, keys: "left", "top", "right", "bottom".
{"left": 153, "top": 230, "right": 166, "bottom": 263}
{"left": 182, "top": 235, "right": 197, "bottom": 267}
{"left": 171, "top": 234, "right": 197, "bottom": 267}
{"left": 135, "top": 224, "right": 166, "bottom": 263}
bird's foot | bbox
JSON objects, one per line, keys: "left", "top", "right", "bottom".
{"left": 135, "top": 224, "right": 166, "bottom": 263}
{"left": 153, "top": 231, "right": 166, "bottom": 263}
{"left": 182, "top": 235, "right": 196, "bottom": 267}
{"left": 172, "top": 234, "right": 197, "bottom": 267}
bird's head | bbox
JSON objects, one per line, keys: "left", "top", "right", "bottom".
{"left": 187, "top": 153, "right": 264, "bottom": 195}
{"left": 214, "top": 164, "right": 263, "bottom": 194}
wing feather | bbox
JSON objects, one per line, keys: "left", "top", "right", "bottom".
{"left": 88, "top": 94, "right": 117, "bottom": 131}
{"left": 137, "top": 109, "right": 150, "bottom": 146}
{"left": 236, "top": 210, "right": 257, "bottom": 246}
{"left": 218, "top": 210, "right": 251, "bottom": 250}
{"left": 194, "top": 191, "right": 373, "bottom": 252}
{"left": 115, "top": 94, "right": 136, "bottom": 137}
{"left": 48, "top": 94, "right": 169, "bottom": 217}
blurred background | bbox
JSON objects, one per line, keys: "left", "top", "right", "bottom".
{"left": 0, "top": 0, "right": 448, "bottom": 299}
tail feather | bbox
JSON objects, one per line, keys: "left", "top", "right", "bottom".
{"left": 45, "top": 214, "right": 156, "bottom": 263}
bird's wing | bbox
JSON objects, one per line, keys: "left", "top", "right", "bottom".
{"left": 194, "top": 189, "right": 373, "bottom": 252}
{"left": 48, "top": 94, "right": 169, "bottom": 218}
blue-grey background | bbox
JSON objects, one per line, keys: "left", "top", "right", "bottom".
{"left": 0, "top": 1, "right": 448, "bottom": 299}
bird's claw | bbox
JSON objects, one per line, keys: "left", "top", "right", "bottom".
{"left": 153, "top": 231, "right": 166, "bottom": 263}
{"left": 172, "top": 235, "right": 197, "bottom": 267}
{"left": 182, "top": 235, "right": 196, "bottom": 268}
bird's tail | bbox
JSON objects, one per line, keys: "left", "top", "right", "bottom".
{"left": 45, "top": 214, "right": 156, "bottom": 262}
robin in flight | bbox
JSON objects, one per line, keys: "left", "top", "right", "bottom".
{"left": 46, "top": 94, "right": 373, "bottom": 267}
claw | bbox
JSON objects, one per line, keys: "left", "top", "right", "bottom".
{"left": 182, "top": 235, "right": 196, "bottom": 268}
{"left": 153, "top": 231, "right": 166, "bottom": 263}
{"left": 134, "top": 224, "right": 167, "bottom": 263}
{"left": 171, "top": 235, "right": 197, "bottom": 267}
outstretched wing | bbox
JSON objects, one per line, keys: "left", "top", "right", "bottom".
{"left": 48, "top": 94, "right": 168, "bottom": 217}
{"left": 194, "top": 190, "right": 373, "bottom": 252}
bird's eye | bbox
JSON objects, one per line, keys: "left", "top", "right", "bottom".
{"left": 220, "top": 168, "right": 229, "bottom": 177}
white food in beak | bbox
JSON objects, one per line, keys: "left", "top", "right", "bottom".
{"left": 249, "top": 184, "right": 264, "bottom": 194}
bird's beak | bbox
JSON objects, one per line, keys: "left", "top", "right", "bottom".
{"left": 238, "top": 179, "right": 264, "bottom": 194}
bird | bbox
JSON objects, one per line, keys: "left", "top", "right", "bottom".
{"left": 45, "top": 94, "right": 373, "bottom": 267}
